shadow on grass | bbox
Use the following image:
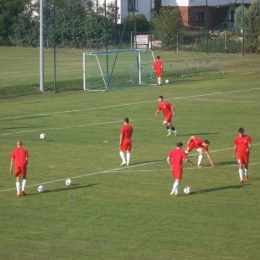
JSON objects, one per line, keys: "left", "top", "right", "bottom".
{"left": 27, "top": 183, "right": 98, "bottom": 196}
{"left": 217, "top": 161, "right": 237, "bottom": 166}
{"left": 2, "top": 125, "right": 47, "bottom": 130}
{"left": 191, "top": 183, "right": 249, "bottom": 195}
{"left": 181, "top": 132, "right": 220, "bottom": 137}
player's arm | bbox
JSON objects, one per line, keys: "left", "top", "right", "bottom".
{"left": 233, "top": 145, "right": 237, "bottom": 159}
{"left": 119, "top": 133, "right": 123, "bottom": 146}
{"left": 205, "top": 151, "right": 215, "bottom": 167}
{"left": 167, "top": 157, "right": 172, "bottom": 168}
{"left": 184, "top": 158, "right": 193, "bottom": 166}
{"left": 171, "top": 104, "right": 176, "bottom": 116}
{"left": 10, "top": 158, "right": 14, "bottom": 173}
{"left": 247, "top": 143, "right": 252, "bottom": 153}
{"left": 155, "top": 109, "right": 160, "bottom": 116}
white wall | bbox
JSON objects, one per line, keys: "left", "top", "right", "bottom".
{"left": 107, "top": 0, "right": 154, "bottom": 24}
{"left": 162, "top": 0, "right": 252, "bottom": 7}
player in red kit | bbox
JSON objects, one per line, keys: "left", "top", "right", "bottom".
{"left": 167, "top": 142, "right": 193, "bottom": 197}
{"left": 233, "top": 127, "right": 252, "bottom": 183}
{"left": 119, "top": 118, "right": 133, "bottom": 166}
{"left": 10, "top": 140, "right": 29, "bottom": 196}
{"left": 155, "top": 95, "right": 178, "bottom": 137}
{"left": 153, "top": 56, "right": 163, "bottom": 86}
{"left": 185, "top": 136, "right": 215, "bottom": 168}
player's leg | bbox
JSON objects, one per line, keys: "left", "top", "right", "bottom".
{"left": 170, "top": 170, "right": 182, "bottom": 197}
{"left": 197, "top": 149, "right": 203, "bottom": 167}
{"left": 15, "top": 172, "right": 21, "bottom": 196}
{"left": 21, "top": 168, "right": 27, "bottom": 195}
{"left": 168, "top": 121, "right": 178, "bottom": 137}
{"left": 237, "top": 157, "right": 244, "bottom": 183}
{"left": 119, "top": 150, "right": 126, "bottom": 165}
{"left": 126, "top": 152, "right": 131, "bottom": 166}
{"left": 243, "top": 155, "right": 249, "bottom": 180}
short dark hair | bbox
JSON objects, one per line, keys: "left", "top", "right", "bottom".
{"left": 204, "top": 140, "right": 210, "bottom": 144}
{"left": 156, "top": 56, "right": 160, "bottom": 59}
{"left": 158, "top": 95, "right": 163, "bottom": 99}
{"left": 124, "top": 118, "right": 129, "bottom": 123}
{"left": 177, "top": 142, "right": 183, "bottom": 147}
{"left": 238, "top": 127, "right": 244, "bottom": 134}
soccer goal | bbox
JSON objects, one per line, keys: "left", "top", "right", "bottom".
{"left": 83, "top": 49, "right": 155, "bottom": 91}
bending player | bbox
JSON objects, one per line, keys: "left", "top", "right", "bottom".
{"left": 184, "top": 136, "right": 215, "bottom": 168}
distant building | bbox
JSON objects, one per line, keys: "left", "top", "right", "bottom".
{"left": 161, "top": 0, "right": 252, "bottom": 30}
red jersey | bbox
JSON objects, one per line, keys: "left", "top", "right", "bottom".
{"left": 234, "top": 135, "right": 252, "bottom": 156}
{"left": 168, "top": 149, "right": 187, "bottom": 171}
{"left": 120, "top": 124, "right": 133, "bottom": 140}
{"left": 10, "top": 147, "right": 29, "bottom": 167}
{"left": 158, "top": 102, "right": 172, "bottom": 117}
{"left": 153, "top": 60, "right": 163, "bottom": 72}
{"left": 192, "top": 137, "right": 208, "bottom": 152}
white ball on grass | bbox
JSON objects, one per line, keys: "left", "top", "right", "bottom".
{"left": 38, "top": 185, "right": 45, "bottom": 192}
{"left": 40, "top": 133, "right": 46, "bottom": 139}
{"left": 65, "top": 179, "right": 72, "bottom": 186}
{"left": 184, "top": 187, "right": 191, "bottom": 194}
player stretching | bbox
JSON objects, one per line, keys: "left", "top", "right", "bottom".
{"left": 119, "top": 118, "right": 133, "bottom": 166}
{"left": 155, "top": 95, "right": 178, "bottom": 137}
{"left": 153, "top": 56, "right": 163, "bottom": 86}
{"left": 233, "top": 127, "right": 252, "bottom": 183}
{"left": 167, "top": 142, "right": 193, "bottom": 197}
{"left": 10, "top": 140, "right": 29, "bottom": 196}
{"left": 185, "top": 136, "right": 215, "bottom": 168}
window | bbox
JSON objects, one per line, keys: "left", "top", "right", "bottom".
{"left": 128, "top": 0, "right": 138, "bottom": 12}
{"left": 196, "top": 12, "right": 204, "bottom": 22}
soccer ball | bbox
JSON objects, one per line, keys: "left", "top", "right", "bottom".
{"left": 184, "top": 187, "right": 191, "bottom": 194}
{"left": 65, "top": 178, "right": 72, "bottom": 186}
{"left": 165, "top": 79, "right": 169, "bottom": 84}
{"left": 40, "top": 133, "right": 46, "bottom": 139}
{"left": 38, "top": 185, "right": 45, "bottom": 192}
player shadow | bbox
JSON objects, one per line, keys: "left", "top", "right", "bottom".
{"left": 130, "top": 159, "right": 165, "bottom": 166}
{"left": 27, "top": 183, "right": 98, "bottom": 196}
{"left": 217, "top": 161, "right": 237, "bottom": 166}
{"left": 2, "top": 126, "right": 47, "bottom": 130}
{"left": 181, "top": 132, "right": 220, "bottom": 137}
{"left": 190, "top": 184, "right": 248, "bottom": 195}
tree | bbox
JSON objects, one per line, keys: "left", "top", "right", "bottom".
{"left": 0, "top": 0, "right": 29, "bottom": 45}
{"left": 245, "top": 0, "right": 260, "bottom": 53}
{"left": 234, "top": 5, "right": 248, "bottom": 36}
{"left": 152, "top": 7, "right": 182, "bottom": 50}
{"left": 122, "top": 14, "right": 150, "bottom": 32}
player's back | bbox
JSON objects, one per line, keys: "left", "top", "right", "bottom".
{"left": 122, "top": 125, "right": 133, "bottom": 139}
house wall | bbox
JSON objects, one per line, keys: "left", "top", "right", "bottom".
{"left": 162, "top": 0, "right": 252, "bottom": 7}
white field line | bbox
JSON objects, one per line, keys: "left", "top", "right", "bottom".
{"left": 0, "top": 120, "right": 123, "bottom": 136}
{"left": 0, "top": 87, "right": 259, "bottom": 121}
{"left": 1, "top": 87, "right": 260, "bottom": 136}
{"left": 185, "top": 99, "right": 260, "bottom": 104}
{"left": 1, "top": 143, "right": 259, "bottom": 193}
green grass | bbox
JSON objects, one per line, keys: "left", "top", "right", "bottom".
{"left": 0, "top": 47, "right": 260, "bottom": 259}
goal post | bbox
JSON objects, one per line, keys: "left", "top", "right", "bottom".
{"left": 83, "top": 49, "right": 155, "bottom": 91}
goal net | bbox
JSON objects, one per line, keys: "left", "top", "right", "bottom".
{"left": 83, "top": 49, "right": 155, "bottom": 91}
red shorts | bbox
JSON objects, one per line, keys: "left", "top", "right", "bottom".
{"left": 237, "top": 154, "right": 249, "bottom": 165}
{"left": 14, "top": 166, "right": 27, "bottom": 177}
{"left": 120, "top": 139, "right": 132, "bottom": 152}
{"left": 186, "top": 142, "right": 195, "bottom": 153}
{"left": 164, "top": 114, "right": 172, "bottom": 124}
{"left": 155, "top": 71, "right": 162, "bottom": 78}
{"left": 186, "top": 142, "right": 207, "bottom": 153}
{"left": 172, "top": 169, "right": 183, "bottom": 179}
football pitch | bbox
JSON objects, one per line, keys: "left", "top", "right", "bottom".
{"left": 0, "top": 49, "right": 260, "bottom": 260}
